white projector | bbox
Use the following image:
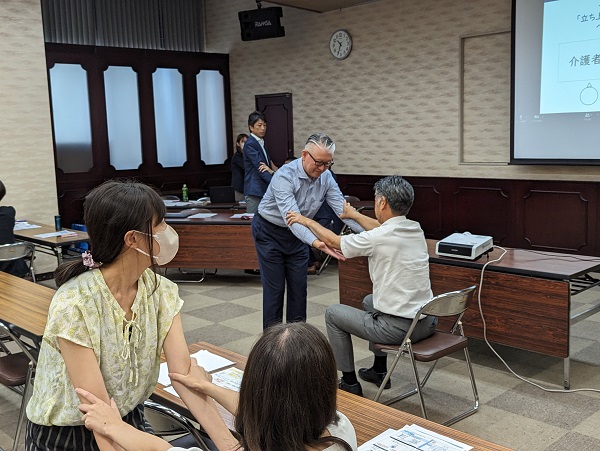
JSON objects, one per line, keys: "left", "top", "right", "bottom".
{"left": 436, "top": 232, "right": 493, "bottom": 260}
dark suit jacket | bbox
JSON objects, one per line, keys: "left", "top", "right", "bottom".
{"left": 231, "top": 151, "right": 245, "bottom": 193}
{"left": 243, "top": 135, "right": 273, "bottom": 197}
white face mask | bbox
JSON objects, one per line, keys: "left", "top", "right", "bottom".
{"left": 135, "top": 224, "right": 179, "bottom": 266}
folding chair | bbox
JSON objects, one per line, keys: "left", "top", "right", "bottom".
{"left": 0, "top": 322, "right": 38, "bottom": 451}
{"left": 373, "top": 285, "right": 479, "bottom": 426}
{"left": 143, "top": 400, "right": 214, "bottom": 450}
{"left": 0, "top": 242, "right": 36, "bottom": 282}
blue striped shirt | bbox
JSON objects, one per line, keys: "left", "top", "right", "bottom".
{"left": 258, "top": 158, "right": 362, "bottom": 244}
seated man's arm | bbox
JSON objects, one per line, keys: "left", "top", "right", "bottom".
{"left": 340, "top": 201, "right": 380, "bottom": 231}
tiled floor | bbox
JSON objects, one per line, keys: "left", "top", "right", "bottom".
{"left": 2, "top": 264, "right": 600, "bottom": 450}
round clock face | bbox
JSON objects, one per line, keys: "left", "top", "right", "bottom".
{"left": 329, "top": 30, "right": 352, "bottom": 60}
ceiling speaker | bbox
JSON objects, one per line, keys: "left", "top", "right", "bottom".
{"left": 238, "top": 7, "right": 285, "bottom": 41}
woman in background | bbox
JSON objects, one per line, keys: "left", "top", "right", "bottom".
{"left": 231, "top": 133, "right": 248, "bottom": 202}
{"left": 25, "top": 180, "right": 232, "bottom": 451}
{"left": 77, "top": 322, "right": 357, "bottom": 451}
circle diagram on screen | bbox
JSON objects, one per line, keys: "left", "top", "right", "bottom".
{"left": 580, "top": 83, "right": 598, "bottom": 106}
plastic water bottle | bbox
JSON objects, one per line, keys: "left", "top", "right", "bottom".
{"left": 182, "top": 184, "right": 189, "bottom": 202}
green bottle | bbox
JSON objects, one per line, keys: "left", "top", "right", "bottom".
{"left": 182, "top": 184, "right": 189, "bottom": 202}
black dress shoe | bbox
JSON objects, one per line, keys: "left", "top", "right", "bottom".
{"left": 358, "top": 367, "right": 391, "bottom": 389}
{"left": 338, "top": 379, "right": 363, "bottom": 397}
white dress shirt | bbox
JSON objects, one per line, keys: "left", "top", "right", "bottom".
{"left": 341, "top": 216, "right": 432, "bottom": 318}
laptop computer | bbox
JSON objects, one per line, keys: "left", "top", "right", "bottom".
{"left": 209, "top": 186, "right": 236, "bottom": 204}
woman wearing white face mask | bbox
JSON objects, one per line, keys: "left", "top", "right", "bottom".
{"left": 25, "top": 180, "right": 234, "bottom": 451}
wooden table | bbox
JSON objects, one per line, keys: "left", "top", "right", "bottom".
{"left": 338, "top": 241, "right": 600, "bottom": 389}
{"left": 165, "top": 213, "right": 258, "bottom": 270}
{"left": 0, "top": 272, "right": 54, "bottom": 343}
{"left": 151, "top": 342, "right": 512, "bottom": 450}
{"left": 165, "top": 202, "right": 245, "bottom": 211}
{"left": 14, "top": 221, "right": 90, "bottom": 265}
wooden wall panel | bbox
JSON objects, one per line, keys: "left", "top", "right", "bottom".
{"left": 411, "top": 184, "right": 443, "bottom": 236}
{"left": 452, "top": 186, "right": 511, "bottom": 245}
{"left": 46, "top": 44, "right": 232, "bottom": 227}
{"left": 337, "top": 174, "right": 600, "bottom": 257}
{"left": 522, "top": 190, "right": 589, "bottom": 253}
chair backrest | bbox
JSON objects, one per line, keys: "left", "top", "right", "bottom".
{"left": 143, "top": 400, "right": 211, "bottom": 450}
{"left": 0, "top": 242, "right": 35, "bottom": 262}
{"left": 344, "top": 195, "right": 361, "bottom": 203}
{"left": 403, "top": 286, "right": 477, "bottom": 340}
{"left": 419, "top": 285, "right": 477, "bottom": 318}
{"left": 0, "top": 322, "right": 38, "bottom": 364}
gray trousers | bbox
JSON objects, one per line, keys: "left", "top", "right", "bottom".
{"left": 245, "top": 195, "right": 262, "bottom": 214}
{"left": 325, "top": 294, "right": 437, "bottom": 372}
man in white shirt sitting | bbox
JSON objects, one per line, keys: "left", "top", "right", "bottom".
{"left": 286, "top": 176, "right": 436, "bottom": 396}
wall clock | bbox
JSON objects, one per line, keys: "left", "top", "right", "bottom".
{"left": 329, "top": 30, "right": 352, "bottom": 60}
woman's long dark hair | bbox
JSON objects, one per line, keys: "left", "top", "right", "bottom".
{"left": 54, "top": 180, "right": 166, "bottom": 287}
{"left": 235, "top": 323, "right": 352, "bottom": 451}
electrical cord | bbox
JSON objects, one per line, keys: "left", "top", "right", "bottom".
{"left": 476, "top": 245, "right": 600, "bottom": 394}
{"left": 517, "top": 248, "right": 600, "bottom": 263}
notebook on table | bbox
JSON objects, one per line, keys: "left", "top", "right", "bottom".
{"left": 209, "top": 186, "right": 236, "bottom": 204}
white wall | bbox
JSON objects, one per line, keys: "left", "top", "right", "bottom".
{"left": 0, "top": 0, "right": 57, "bottom": 223}
{"left": 205, "top": 0, "right": 600, "bottom": 181}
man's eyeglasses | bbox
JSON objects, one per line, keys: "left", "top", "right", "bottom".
{"left": 306, "top": 151, "right": 334, "bottom": 168}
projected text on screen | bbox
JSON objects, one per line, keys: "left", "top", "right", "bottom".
{"left": 540, "top": 0, "right": 600, "bottom": 114}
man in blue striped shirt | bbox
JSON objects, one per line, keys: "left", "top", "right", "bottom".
{"left": 252, "top": 133, "right": 362, "bottom": 330}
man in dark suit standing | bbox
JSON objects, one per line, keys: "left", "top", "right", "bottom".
{"left": 243, "top": 111, "right": 275, "bottom": 213}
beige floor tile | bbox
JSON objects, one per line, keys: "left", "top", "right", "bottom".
{"left": 454, "top": 405, "right": 568, "bottom": 451}
{"left": 180, "top": 312, "right": 213, "bottom": 331}
{"left": 220, "top": 311, "right": 264, "bottom": 335}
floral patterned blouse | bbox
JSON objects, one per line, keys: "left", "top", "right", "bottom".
{"left": 26, "top": 268, "right": 183, "bottom": 426}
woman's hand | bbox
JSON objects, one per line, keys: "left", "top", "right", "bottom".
{"left": 340, "top": 200, "right": 358, "bottom": 219}
{"left": 169, "top": 357, "right": 213, "bottom": 393}
{"left": 76, "top": 388, "right": 122, "bottom": 437}
{"left": 286, "top": 211, "right": 308, "bottom": 227}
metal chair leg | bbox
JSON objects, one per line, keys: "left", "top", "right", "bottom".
{"left": 441, "top": 348, "right": 479, "bottom": 426}
{"left": 13, "top": 362, "right": 34, "bottom": 451}
{"left": 316, "top": 254, "right": 332, "bottom": 275}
